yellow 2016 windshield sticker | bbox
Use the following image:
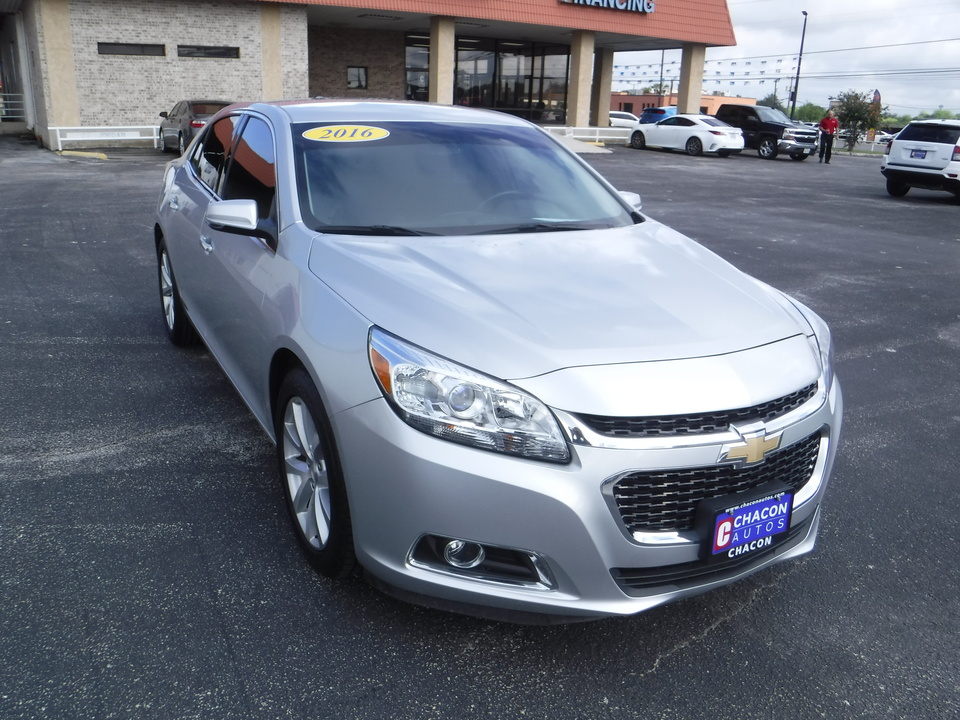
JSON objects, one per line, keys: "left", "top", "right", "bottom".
{"left": 303, "top": 125, "right": 390, "bottom": 143}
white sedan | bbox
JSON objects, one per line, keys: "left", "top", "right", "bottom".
{"left": 608, "top": 110, "right": 640, "bottom": 127}
{"left": 630, "top": 114, "right": 744, "bottom": 157}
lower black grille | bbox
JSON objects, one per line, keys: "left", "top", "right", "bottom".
{"left": 612, "top": 515, "right": 814, "bottom": 594}
{"left": 613, "top": 431, "right": 821, "bottom": 534}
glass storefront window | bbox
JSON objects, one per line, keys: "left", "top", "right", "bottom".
{"left": 405, "top": 35, "right": 569, "bottom": 124}
{"left": 405, "top": 41, "right": 430, "bottom": 101}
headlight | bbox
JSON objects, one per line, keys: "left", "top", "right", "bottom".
{"left": 368, "top": 328, "right": 570, "bottom": 463}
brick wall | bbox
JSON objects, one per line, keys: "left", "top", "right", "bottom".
{"left": 308, "top": 27, "right": 405, "bottom": 100}
{"left": 68, "top": 0, "right": 308, "bottom": 126}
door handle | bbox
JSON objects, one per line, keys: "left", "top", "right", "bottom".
{"left": 200, "top": 235, "right": 214, "bottom": 254}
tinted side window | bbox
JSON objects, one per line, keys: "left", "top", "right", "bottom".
{"left": 676, "top": 118, "right": 696, "bottom": 127}
{"left": 221, "top": 117, "right": 277, "bottom": 222}
{"left": 191, "top": 116, "right": 240, "bottom": 195}
{"left": 897, "top": 124, "right": 960, "bottom": 145}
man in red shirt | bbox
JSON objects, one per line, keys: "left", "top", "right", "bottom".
{"left": 819, "top": 110, "right": 839, "bottom": 164}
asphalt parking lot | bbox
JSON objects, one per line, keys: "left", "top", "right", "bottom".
{"left": 1, "top": 134, "right": 958, "bottom": 720}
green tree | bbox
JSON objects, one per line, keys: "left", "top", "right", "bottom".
{"left": 641, "top": 83, "right": 671, "bottom": 96}
{"left": 795, "top": 102, "right": 827, "bottom": 123}
{"left": 917, "top": 108, "right": 955, "bottom": 120}
{"left": 757, "top": 92, "right": 787, "bottom": 113}
{"left": 834, "top": 90, "right": 886, "bottom": 150}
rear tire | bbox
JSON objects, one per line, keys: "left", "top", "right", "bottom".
{"left": 157, "top": 240, "right": 199, "bottom": 347}
{"left": 685, "top": 137, "right": 703, "bottom": 156}
{"left": 178, "top": 133, "right": 186, "bottom": 156}
{"left": 790, "top": 153, "right": 809, "bottom": 161}
{"left": 758, "top": 137, "right": 779, "bottom": 159}
{"left": 717, "top": 150, "right": 731, "bottom": 158}
{"left": 276, "top": 368, "right": 356, "bottom": 579}
{"left": 630, "top": 131, "right": 646, "bottom": 150}
{"left": 886, "top": 178, "right": 910, "bottom": 197}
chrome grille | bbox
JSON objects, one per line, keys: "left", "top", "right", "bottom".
{"left": 577, "top": 382, "right": 818, "bottom": 439}
{"left": 613, "top": 431, "right": 821, "bottom": 534}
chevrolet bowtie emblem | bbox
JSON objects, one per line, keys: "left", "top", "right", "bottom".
{"left": 721, "top": 431, "right": 782, "bottom": 466}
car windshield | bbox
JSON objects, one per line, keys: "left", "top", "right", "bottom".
{"left": 292, "top": 121, "right": 637, "bottom": 236}
{"left": 754, "top": 106, "right": 793, "bottom": 124}
{"left": 897, "top": 123, "right": 960, "bottom": 145}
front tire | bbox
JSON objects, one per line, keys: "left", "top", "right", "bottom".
{"left": 886, "top": 178, "right": 910, "bottom": 197}
{"left": 630, "top": 131, "right": 646, "bottom": 150}
{"left": 685, "top": 137, "right": 703, "bottom": 156}
{"left": 276, "top": 368, "right": 356, "bottom": 579}
{"left": 157, "top": 240, "right": 198, "bottom": 346}
{"left": 758, "top": 137, "right": 779, "bottom": 159}
{"left": 159, "top": 130, "right": 168, "bottom": 153}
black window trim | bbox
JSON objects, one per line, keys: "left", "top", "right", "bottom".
{"left": 177, "top": 44, "right": 241, "bottom": 59}
{"left": 207, "top": 111, "right": 281, "bottom": 251}
{"left": 97, "top": 42, "right": 165, "bottom": 56}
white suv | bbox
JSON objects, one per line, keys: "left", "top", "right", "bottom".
{"left": 881, "top": 119, "right": 960, "bottom": 199}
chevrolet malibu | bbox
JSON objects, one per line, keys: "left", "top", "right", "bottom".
{"left": 154, "top": 100, "right": 842, "bottom": 622}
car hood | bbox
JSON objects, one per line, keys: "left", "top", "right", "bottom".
{"left": 307, "top": 220, "right": 812, "bottom": 382}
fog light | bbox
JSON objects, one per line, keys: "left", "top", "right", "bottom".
{"left": 443, "top": 540, "right": 486, "bottom": 569}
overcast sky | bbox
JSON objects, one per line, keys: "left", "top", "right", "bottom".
{"left": 614, "top": 0, "right": 960, "bottom": 116}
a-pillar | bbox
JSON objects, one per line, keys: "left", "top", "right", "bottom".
{"left": 590, "top": 47, "right": 614, "bottom": 127}
{"left": 567, "top": 30, "right": 594, "bottom": 127}
{"left": 676, "top": 43, "right": 707, "bottom": 114}
{"left": 428, "top": 16, "right": 455, "bottom": 105}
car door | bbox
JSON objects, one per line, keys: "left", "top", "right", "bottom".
{"left": 164, "top": 114, "right": 242, "bottom": 343}
{"left": 740, "top": 109, "right": 762, "bottom": 148}
{"left": 160, "top": 102, "right": 182, "bottom": 146}
{"left": 195, "top": 114, "right": 281, "bottom": 407}
{"left": 649, "top": 117, "right": 681, "bottom": 149}
{"left": 670, "top": 117, "right": 698, "bottom": 149}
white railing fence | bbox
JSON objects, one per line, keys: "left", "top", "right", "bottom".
{"left": 49, "top": 126, "right": 159, "bottom": 151}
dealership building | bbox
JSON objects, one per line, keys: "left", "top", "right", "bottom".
{"left": 0, "top": 0, "right": 735, "bottom": 148}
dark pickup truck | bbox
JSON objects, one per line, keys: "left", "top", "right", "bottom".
{"left": 714, "top": 104, "right": 819, "bottom": 160}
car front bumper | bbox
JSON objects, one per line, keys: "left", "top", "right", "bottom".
{"left": 332, "top": 376, "right": 843, "bottom": 621}
{"left": 779, "top": 139, "right": 818, "bottom": 155}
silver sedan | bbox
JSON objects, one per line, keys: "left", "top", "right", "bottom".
{"left": 154, "top": 100, "right": 842, "bottom": 622}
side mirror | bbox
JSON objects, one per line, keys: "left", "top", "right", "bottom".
{"left": 205, "top": 199, "right": 277, "bottom": 247}
{"left": 618, "top": 190, "right": 642, "bottom": 212}
{"left": 159, "top": 111, "right": 168, "bottom": 119}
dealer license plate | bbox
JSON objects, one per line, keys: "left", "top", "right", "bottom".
{"left": 911, "top": 149, "right": 927, "bottom": 159}
{"left": 696, "top": 485, "right": 793, "bottom": 562}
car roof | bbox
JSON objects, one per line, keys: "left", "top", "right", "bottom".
{"left": 907, "top": 119, "right": 960, "bottom": 127}
{"left": 244, "top": 99, "right": 535, "bottom": 127}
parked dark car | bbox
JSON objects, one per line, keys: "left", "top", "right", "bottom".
{"left": 159, "top": 100, "right": 231, "bottom": 155}
{"left": 714, "top": 104, "right": 819, "bottom": 160}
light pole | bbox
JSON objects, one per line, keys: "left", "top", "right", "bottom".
{"left": 790, "top": 11, "right": 808, "bottom": 120}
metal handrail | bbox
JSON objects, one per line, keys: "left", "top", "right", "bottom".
{"left": 49, "top": 125, "right": 160, "bottom": 151}
{"left": 543, "top": 126, "right": 631, "bottom": 144}
{"left": 0, "top": 93, "right": 26, "bottom": 121}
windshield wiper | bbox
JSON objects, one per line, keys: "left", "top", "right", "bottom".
{"left": 318, "top": 225, "right": 436, "bottom": 236}
{"left": 479, "top": 222, "right": 606, "bottom": 235}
